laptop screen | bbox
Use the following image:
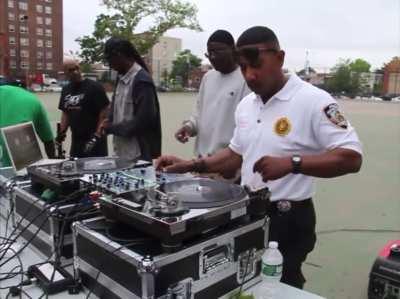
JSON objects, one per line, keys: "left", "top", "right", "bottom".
{"left": 1, "top": 122, "right": 43, "bottom": 172}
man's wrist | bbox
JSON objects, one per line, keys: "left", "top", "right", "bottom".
{"left": 291, "top": 155, "right": 302, "bottom": 174}
{"left": 191, "top": 158, "right": 207, "bottom": 173}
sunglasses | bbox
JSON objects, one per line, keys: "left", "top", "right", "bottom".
{"left": 204, "top": 48, "right": 232, "bottom": 59}
{"left": 235, "top": 47, "right": 278, "bottom": 64}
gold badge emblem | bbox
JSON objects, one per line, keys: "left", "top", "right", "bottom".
{"left": 274, "top": 117, "right": 291, "bottom": 136}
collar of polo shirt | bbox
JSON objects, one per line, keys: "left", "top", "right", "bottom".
{"left": 254, "top": 73, "right": 302, "bottom": 103}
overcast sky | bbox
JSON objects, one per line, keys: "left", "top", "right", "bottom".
{"left": 64, "top": 0, "right": 400, "bottom": 71}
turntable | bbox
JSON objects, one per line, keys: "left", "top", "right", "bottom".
{"left": 99, "top": 177, "right": 270, "bottom": 252}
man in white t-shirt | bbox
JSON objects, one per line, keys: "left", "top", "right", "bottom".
{"left": 175, "top": 30, "right": 250, "bottom": 157}
{"left": 156, "top": 26, "right": 362, "bottom": 289}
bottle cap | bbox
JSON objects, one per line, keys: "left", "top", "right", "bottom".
{"left": 268, "top": 241, "right": 278, "bottom": 249}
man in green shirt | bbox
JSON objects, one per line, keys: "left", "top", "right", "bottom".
{"left": 0, "top": 85, "right": 55, "bottom": 167}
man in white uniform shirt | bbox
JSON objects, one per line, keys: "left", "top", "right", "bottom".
{"left": 156, "top": 26, "right": 362, "bottom": 289}
{"left": 175, "top": 30, "right": 250, "bottom": 157}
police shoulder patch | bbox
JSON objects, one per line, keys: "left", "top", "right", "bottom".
{"left": 323, "top": 103, "right": 348, "bottom": 129}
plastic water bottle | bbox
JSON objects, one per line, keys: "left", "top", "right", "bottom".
{"left": 257, "top": 241, "right": 283, "bottom": 299}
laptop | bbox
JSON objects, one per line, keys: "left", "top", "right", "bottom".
{"left": 1, "top": 122, "right": 62, "bottom": 176}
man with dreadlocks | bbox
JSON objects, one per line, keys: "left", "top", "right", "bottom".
{"left": 156, "top": 26, "right": 363, "bottom": 289}
{"left": 100, "top": 37, "right": 162, "bottom": 162}
{"left": 175, "top": 30, "right": 250, "bottom": 158}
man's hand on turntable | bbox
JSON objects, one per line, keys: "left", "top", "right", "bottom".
{"left": 155, "top": 155, "right": 192, "bottom": 173}
{"left": 253, "top": 156, "right": 292, "bottom": 182}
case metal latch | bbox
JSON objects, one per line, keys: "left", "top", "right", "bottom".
{"left": 165, "top": 278, "right": 193, "bottom": 299}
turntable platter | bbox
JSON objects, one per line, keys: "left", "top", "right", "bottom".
{"left": 75, "top": 157, "right": 136, "bottom": 173}
{"left": 162, "top": 178, "right": 247, "bottom": 208}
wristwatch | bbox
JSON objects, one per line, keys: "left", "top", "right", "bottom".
{"left": 291, "top": 155, "right": 302, "bottom": 174}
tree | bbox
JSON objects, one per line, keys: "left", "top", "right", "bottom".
{"left": 327, "top": 58, "right": 372, "bottom": 95}
{"left": 349, "top": 58, "right": 371, "bottom": 73}
{"left": 161, "top": 69, "right": 169, "bottom": 86}
{"left": 170, "top": 49, "right": 201, "bottom": 87}
{"left": 80, "top": 62, "right": 93, "bottom": 73}
{"left": 327, "top": 59, "right": 353, "bottom": 94}
{"left": 77, "top": 0, "right": 202, "bottom": 63}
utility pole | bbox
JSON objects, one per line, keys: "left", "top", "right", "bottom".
{"left": 304, "top": 50, "right": 310, "bottom": 76}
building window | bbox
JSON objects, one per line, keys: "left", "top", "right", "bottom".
{"left": 36, "top": 17, "right": 43, "bottom": 25}
{"left": 20, "top": 26, "right": 28, "bottom": 34}
{"left": 9, "top": 49, "right": 16, "bottom": 57}
{"left": 46, "top": 63, "right": 53, "bottom": 70}
{"left": 37, "top": 51, "right": 44, "bottom": 59}
{"left": 37, "top": 62, "right": 43, "bottom": 70}
{"left": 8, "top": 0, "right": 14, "bottom": 8}
{"left": 37, "top": 39, "right": 44, "bottom": 47}
{"left": 9, "top": 24, "right": 15, "bottom": 33}
{"left": 45, "top": 40, "right": 52, "bottom": 48}
{"left": 45, "top": 18, "right": 52, "bottom": 25}
{"left": 45, "top": 29, "right": 52, "bottom": 37}
{"left": 21, "top": 50, "right": 29, "bottom": 58}
{"left": 36, "top": 4, "right": 43, "bottom": 13}
{"left": 18, "top": 2, "right": 28, "bottom": 10}
{"left": 20, "top": 38, "right": 29, "bottom": 46}
{"left": 45, "top": 51, "right": 52, "bottom": 59}
{"left": 8, "top": 13, "right": 15, "bottom": 21}
{"left": 45, "top": 6, "right": 52, "bottom": 14}
{"left": 19, "top": 14, "right": 28, "bottom": 22}
{"left": 9, "top": 36, "right": 16, "bottom": 45}
{"left": 21, "top": 61, "right": 29, "bottom": 69}
{"left": 37, "top": 28, "right": 43, "bottom": 36}
{"left": 10, "top": 60, "right": 17, "bottom": 69}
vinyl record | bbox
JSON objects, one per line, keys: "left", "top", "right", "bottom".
{"left": 162, "top": 178, "right": 247, "bottom": 208}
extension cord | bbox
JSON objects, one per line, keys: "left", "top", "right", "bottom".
{"left": 0, "top": 242, "right": 22, "bottom": 258}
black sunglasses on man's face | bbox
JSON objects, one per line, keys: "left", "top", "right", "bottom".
{"left": 204, "top": 47, "right": 232, "bottom": 59}
{"left": 235, "top": 47, "right": 278, "bottom": 64}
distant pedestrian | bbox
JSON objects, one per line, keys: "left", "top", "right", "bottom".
{"left": 57, "top": 60, "right": 110, "bottom": 157}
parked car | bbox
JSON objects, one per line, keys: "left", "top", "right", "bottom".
{"left": 0, "top": 76, "right": 7, "bottom": 86}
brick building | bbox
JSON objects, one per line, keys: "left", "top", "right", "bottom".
{"left": 0, "top": 0, "right": 63, "bottom": 84}
{"left": 383, "top": 57, "right": 400, "bottom": 96}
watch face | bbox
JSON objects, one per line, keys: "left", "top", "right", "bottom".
{"left": 293, "top": 156, "right": 301, "bottom": 163}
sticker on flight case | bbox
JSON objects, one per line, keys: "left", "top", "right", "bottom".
{"left": 274, "top": 117, "right": 291, "bottom": 136}
{"left": 324, "top": 103, "right": 348, "bottom": 129}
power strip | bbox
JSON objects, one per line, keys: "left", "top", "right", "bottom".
{"left": 27, "top": 262, "right": 75, "bottom": 295}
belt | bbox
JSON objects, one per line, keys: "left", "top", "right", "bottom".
{"left": 269, "top": 198, "right": 312, "bottom": 213}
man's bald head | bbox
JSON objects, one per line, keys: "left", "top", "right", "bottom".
{"left": 63, "top": 59, "right": 82, "bottom": 83}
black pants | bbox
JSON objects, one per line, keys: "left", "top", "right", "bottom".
{"left": 268, "top": 198, "right": 316, "bottom": 289}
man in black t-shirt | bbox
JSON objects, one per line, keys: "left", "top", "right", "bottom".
{"left": 57, "top": 60, "right": 109, "bottom": 157}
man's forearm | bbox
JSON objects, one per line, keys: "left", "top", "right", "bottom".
{"left": 44, "top": 141, "right": 56, "bottom": 159}
{"left": 60, "top": 112, "right": 69, "bottom": 132}
{"left": 199, "top": 147, "right": 242, "bottom": 177}
{"left": 300, "top": 148, "right": 362, "bottom": 178}
{"left": 96, "top": 106, "right": 109, "bottom": 135}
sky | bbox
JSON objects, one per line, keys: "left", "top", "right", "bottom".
{"left": 63, "top": 0, "right": 400, "bottom": 72}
